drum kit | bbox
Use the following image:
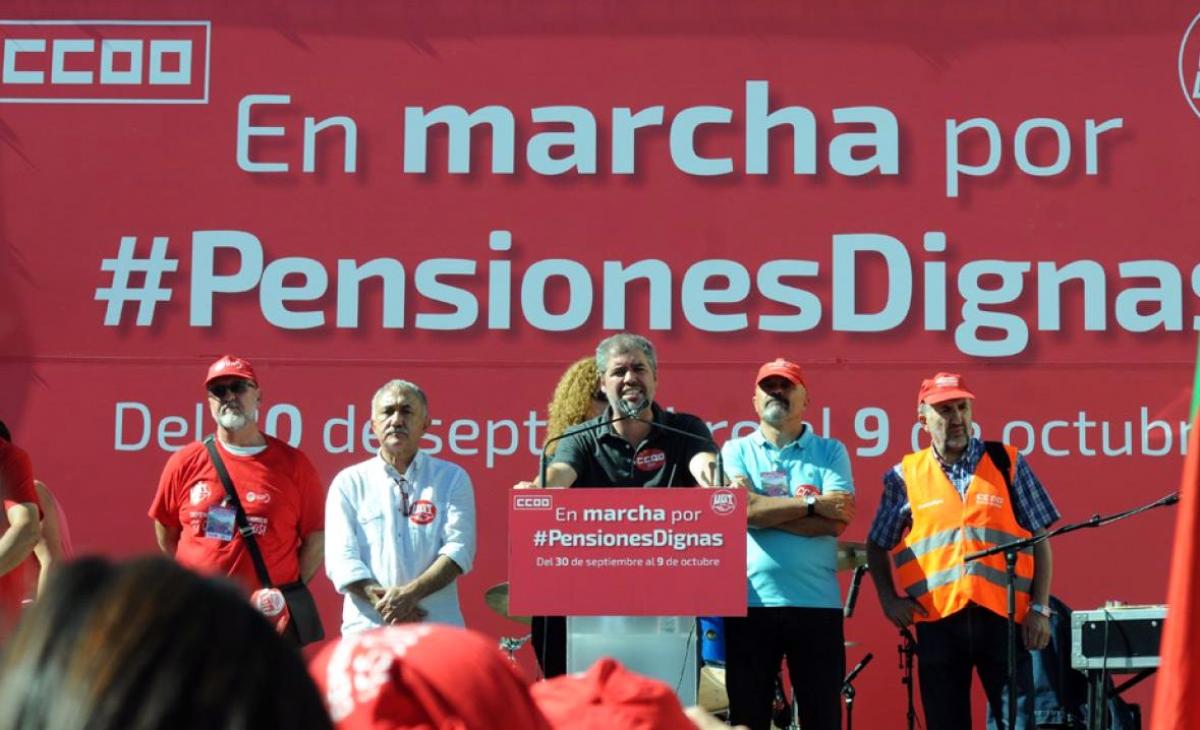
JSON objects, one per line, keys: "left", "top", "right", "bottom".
{"left": 484, "top": 541, "right": 873, "bottom": 729}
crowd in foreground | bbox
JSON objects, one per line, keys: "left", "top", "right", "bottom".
{"left": 0, "top": 556, "right": 740, "bottom": 730}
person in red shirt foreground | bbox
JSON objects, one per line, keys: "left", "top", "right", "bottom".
{"left": 149, "top": 355, "right": 325, "bottom": 644}
{"left": 308, "top": 623, "right": 746, "bottom": 730}
{"left": 0, "top": 419, "right": 71, "bottom": 610}
{"left": 0, "top": 420, "right": 40, "bottom": 638}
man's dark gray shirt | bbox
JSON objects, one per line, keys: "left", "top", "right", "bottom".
{"left": 551, "top": 403, "right": 717, "bottom": 487}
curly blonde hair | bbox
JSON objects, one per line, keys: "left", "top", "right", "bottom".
{"left": 544, "top": 357, "right": 602, "bottom": 455}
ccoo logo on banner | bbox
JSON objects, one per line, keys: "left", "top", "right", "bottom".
{"left": 0, "top": 20, "right": 210, "bottom": 103}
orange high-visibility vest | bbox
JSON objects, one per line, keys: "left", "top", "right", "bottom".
{"left": 892, "top": 445, "right": 1034, "bottom": 623}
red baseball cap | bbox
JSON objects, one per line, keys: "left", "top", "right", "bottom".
{"left": 530, "top": 657, "right": 694, "bottom": 730}
{"left": 918, "top": 372, "right": 975, "bottom": 405}
{"left": 204, "top": 355, "right": 258, "bottom": 387}
{"left": 756, "top": 358, "right": 806, "bottom": 388}
{"left": 308, "top": 625, "right": 551, "bottom": 730}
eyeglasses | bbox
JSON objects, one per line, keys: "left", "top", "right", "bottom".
{"left": 208, "top": 380, "right": 253, "bottom": 399}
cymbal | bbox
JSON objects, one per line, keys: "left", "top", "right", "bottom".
{"left": 484, "top": 582, "right": 531, "bottom": 625}
{"left": 837, "top": 541, "right": 868, "bottom": 571}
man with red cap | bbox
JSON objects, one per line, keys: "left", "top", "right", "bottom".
{"left": 866, "top": 373, "right": 1058, "bottom": 730}
{"left": 149, "top": 355, "right": 325, "bottom": 642}
{"left": 719, "top": 358, "right": 855, "bottom": 730}
{"left": 308, "top": 624, "right": 741, "bottom": 730}
{"left": 0, "top": 419, "right": 40, "bottom": 638}
{"left": 309, "top": 624, "right": 552, "bottom": 730}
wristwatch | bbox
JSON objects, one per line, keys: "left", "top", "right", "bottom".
{"left": 1029, "top": 602, "right": 1053, "bottom": 618}
{"left": 805, "top": 495, "right": 817, "bottom": 517}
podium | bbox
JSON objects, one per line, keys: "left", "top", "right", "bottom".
{"left": 509, "top": 487, "right": 745, "bottom": 706}
{"left": 567, "top": 616, "right": 699, "bottom": 705}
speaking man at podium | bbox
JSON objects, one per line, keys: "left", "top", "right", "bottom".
{"left": 514, "top": 332, "right": 720, "bottom": 677}
{"left": 524, "top": 332, "right": 720, "bottom": 490}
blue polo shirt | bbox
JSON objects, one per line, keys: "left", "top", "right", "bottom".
{"left": 721, "top": 426, "right": 854, "bottom": 609}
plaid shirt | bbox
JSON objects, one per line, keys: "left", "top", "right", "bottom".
{"left": 868, "top": 438, "right": 1060, "bottom": 550}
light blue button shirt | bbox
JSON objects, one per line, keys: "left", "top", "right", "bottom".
{"left": 325, "top": 451, "right": 476, "bottom": 633}
{"left": 721, "top": 427, "right": 854, "bottom": 609}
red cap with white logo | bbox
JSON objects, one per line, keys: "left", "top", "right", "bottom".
{"left": 204, "top": 355, "right": 258, "bottom": 387}
{"left": 755, "top": 358, "right": 806, "bottom": 388}
{"left": 308, "top": 625, "right": 552, "bottom": 730}
{"left": 917, "top": 372, "right": 975, "bottom": 406}
{"left": 530, "top": 657, "right": 695, "bottom": 730}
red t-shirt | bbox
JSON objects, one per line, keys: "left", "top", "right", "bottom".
{"left": 149, "top": 436, "right": 324, "bottom": 592}
{"left": 0, "top": 438, "right": 40, "bottom": 629}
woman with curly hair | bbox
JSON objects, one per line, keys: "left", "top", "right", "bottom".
{"left": 543, "top": 357, "right": 607, "bottom": 456}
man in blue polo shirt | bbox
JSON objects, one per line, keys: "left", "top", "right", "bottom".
{"left": 720, "top": 358, "right": 856, "bottom": 730}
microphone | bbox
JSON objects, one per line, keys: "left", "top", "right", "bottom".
{"left": 843, "top": 652, "right": 874, "bottom": 687}
{"left": 617, "top": 397, "right": 646, "bottom": 419}
{"left": 537, "top": 410, "right": 634, "bottom": 488}
{"left": 844, "top": 564, "right": 867, "bottom": 618}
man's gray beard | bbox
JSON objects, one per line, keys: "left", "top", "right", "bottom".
{"left": 761, "top": 400, "right": 788, "bottom": 427}
{"left": 217, "top": 407, "right": 258, "bottom": 431}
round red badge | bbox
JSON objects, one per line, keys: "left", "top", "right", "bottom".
{"left": 409, "top": 500, "right": 437, "bottom": 525}
{"left": 251, "top": 588, "right": 286, "bottom": 617}
{"left": 711, "top": 490, "right": 736, "bottom": 515}
{"left": 634, "top": 448, "right": 666, "bottom": 472}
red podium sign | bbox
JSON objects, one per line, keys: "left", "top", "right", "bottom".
{"left": 508, "top": 488, "right": 747, "bottom": 616}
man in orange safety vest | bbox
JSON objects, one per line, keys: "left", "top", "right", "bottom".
{"left": 866, "top": 373, "right": 1058, "bottom": 730}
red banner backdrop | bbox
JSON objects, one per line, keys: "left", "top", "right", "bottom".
{"left": 3, "top": 2, "right": 1199, "bottom": 725}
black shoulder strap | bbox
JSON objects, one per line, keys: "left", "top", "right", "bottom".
{"left": 204, "top": 435, "right": 274, "bottom": 589}
{"left": 983, "top": 440, "right": 1013, "bottom": 496}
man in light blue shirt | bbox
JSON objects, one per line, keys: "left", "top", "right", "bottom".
{"left": 325, "top": 380, "right": 476, "bottom": 633}
{"left": 720, "top": 358, "right": 855, "bottom": 730}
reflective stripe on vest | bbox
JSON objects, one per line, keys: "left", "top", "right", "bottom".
{"left": 891, "top": 444, "right": 1035, "bottom": 623}
{"left": 893, "top": 526, "right": 1033, "bottom": 569}
{"left": 902, "top": 561, "right": 1034, "bottom": 598}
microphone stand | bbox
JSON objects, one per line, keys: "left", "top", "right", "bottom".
{"left": 617, "top": 400, "right": 724, "bottom": 708}
{"left": 530, "top": 410, "right": 634, "bottom": 677}
{"left": 842, "top": 652, "right": 873, "bottom": 730}
{"left": 537, "top": 411, "right": 634, "bottom": 489}
{"left": 899, "top": 627, "right": 917, "bottom": 730}
{"left": 844, "top": 564, "right": 868, "bottom": 618}
{"left": 964, "top": 491, "right": 1179, "bottom": 730}
{"left": 841, "top": 566, "right": 871, "bottom": 730}
{"left": 621, "top": 401, "right": 725, "bottom": 486}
